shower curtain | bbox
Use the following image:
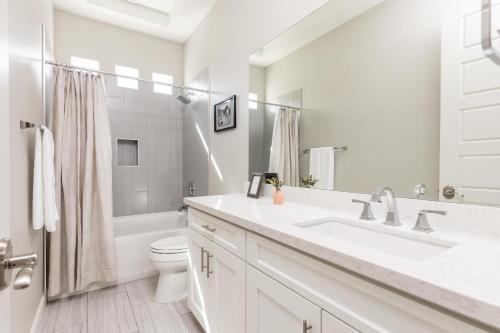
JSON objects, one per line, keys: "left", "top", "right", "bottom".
{"left": 268, "top": 107, "right": 301, "bottom": 186}
{"left": 48, "top": 67, "right": 117, "bottom": 297}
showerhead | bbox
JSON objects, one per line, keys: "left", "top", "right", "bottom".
{"left": 176, "top": 93, "right": 192, "bottom": 105}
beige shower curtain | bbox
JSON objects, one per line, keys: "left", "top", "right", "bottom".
{"left": 268, "top": 107, "right": 301, "bottom": 186}
{"left": 48, "top": 67, "right": 117, "bottom": 297}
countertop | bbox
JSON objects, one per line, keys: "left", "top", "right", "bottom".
{"left": 184, "top": 194, "right": 500, "bottom": 330}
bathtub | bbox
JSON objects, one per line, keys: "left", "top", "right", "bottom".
{"left": 113, "top": 211, "right": 188, "bottom": 283}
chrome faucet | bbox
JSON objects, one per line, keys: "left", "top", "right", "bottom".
{"left": 370, "top": 186, "right": 401, "bottom": 226}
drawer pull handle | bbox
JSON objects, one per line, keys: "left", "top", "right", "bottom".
{"left": 201, "top": 247, "right": 208, "bottom": 273}
{"left": 201, "top": 224, "right": 216, "bottom": 232}
{"left": 206, "top": 253, "right": 214, "bottom": 278}
{"left": 303, "top": 320, "right": 312, "bottom": 333}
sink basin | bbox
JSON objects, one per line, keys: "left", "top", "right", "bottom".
{"left": 295, "top": 219, "right": 457, "bottom": 261}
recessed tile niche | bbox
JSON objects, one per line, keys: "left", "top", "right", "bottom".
{"left": 117, "top": 138, "right": 139, "bottom": 167}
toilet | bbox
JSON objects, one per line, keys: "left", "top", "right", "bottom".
{"left": 149, "top": 235, "right": 189, "bottom": 303}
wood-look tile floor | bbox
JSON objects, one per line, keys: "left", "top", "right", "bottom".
{"left": 36, "top": 277, "right": 205, "bottom": 333}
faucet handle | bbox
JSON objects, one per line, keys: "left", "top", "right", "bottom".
{"left": 352, "top": 199, "right": 375, "bottom": 221}
{"left": 413, "top": 210, "right": 447, "bottom": 233}
{"left": 369, "top": 193, "right": 382, "bottom": 203}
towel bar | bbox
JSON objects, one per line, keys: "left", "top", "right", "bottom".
{"left": 20, "top": 121, "right": 42, "bottom": 129}
{"left": 303, "top": 146, "right": 348, "bottom": 154}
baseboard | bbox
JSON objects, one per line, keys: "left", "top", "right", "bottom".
{"left": 29, "top": 294, "right": 46, "bottom": 333}
{"left": 117, "top": 269, "right": 158, "bottom": 285}
{"left": 47, "top": 270, "right": 159, "bottom": 301}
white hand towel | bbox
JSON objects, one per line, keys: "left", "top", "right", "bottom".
{"left": 32, "top": 128, "right": 44, "bottom": 230}
{"left": 41, "top": 126, "right": 59, "bottom": 232}
{"left": 309, "top": 147, "right": 335, "bottom": 191}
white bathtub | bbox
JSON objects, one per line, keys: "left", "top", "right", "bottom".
{"left": 114, "top": 211, "right": 188, "bottom": 283}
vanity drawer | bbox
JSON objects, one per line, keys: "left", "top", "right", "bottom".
{"left": 188, "top": 208, "right": 246, "bottom": 259}
{"left": 246, "top": 232, "right": 487, "bottom": 333}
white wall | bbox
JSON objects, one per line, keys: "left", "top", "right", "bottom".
{"left": 54, "top": 10, "right": 184, "bottom": 86}
{"left": 184, "top": 0, "right": 329, "bottom": 194}
{"left": 7, "top": 0, "right": 54, "bottom": 332}
{"left": 183, "top": 68, "right": 210, "bottom": 198}
{"left": 263, "top": 0, "right": 442, "bottom": 199}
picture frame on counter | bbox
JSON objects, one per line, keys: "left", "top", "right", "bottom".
{"left": 247, "top": 173, "right": 264, "bottom": 199}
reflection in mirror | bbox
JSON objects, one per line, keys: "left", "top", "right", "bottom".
{"left": 248, "top": 0, "right": 500, "bottom": 207}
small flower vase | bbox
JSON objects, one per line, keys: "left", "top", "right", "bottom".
{"left": 273, "top": 189, "right": 284, "bottom": 205}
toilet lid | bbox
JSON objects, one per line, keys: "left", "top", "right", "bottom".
{"left": 150, "top": 235, "right": 188, "bottom": 254}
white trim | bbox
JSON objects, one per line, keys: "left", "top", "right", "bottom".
{"left": 46, "top": 271, "right": 160, "bottom": 301}
{"left": 29, "top": 294, "right": 46, "bottom": 333}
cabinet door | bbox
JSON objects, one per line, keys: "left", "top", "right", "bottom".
{"left": 247, "top": 265, "right": 321, "bottom": 333}
{"left": 322, "top": 310, "right": 358, "bottom": 333}
{"left": 209, "top": 241, "right": 246, "bottom": 333}
{"left": 187, "top": 229, "right": 211, "bottom": 331}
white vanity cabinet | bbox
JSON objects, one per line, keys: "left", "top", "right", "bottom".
{"left": 209, "top": 236, "right": 246, "bottom": 333}
{"left": 187, "top": 208, "right": 490, "bottom": 333}
{"left": 246, "top": 232, "right": 487, "bottom": 333}
{"left": 187, "top": 229, "right": 211, "bottom": 331}
{"left": 247, "top": 265, "right": 322, "bottom": 333}
{"left": 322, "top": 311, "right": 358, "bottom": 333}
{"left": 187, "top": 212, "right": 246, "bottom": 333}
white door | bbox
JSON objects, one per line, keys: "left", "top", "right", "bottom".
{"left": 187, "top": 229, "right": 211, "bottom": 332}
{"left": 209, "top": 241, "right": 246, "bottom": 333}
{"left": 322, "top": 311, "right": 358, "bottom": 333}
{"left": 247, "top": 265, "right": 321, "bottom": 333}
{"left": 0, "top": 0, "right": 11, "bottom": 330}
{"left": 440, "top": 0, "right": 500, "bottom": 205}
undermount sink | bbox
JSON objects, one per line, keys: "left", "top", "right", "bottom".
{"left": 295, "top": 219, "right": 457, "bottom": 261}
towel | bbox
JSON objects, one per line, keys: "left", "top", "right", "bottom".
{"left": 32, "top": 128, "right": 44, "bottom": 230}
{"left": 42, "top": 126, "right": 59, "bottom": 232}
{"left": 32, "top": 126, "right": 60, "bottom": 232}
{"left": 309, "top": 147, "right": 335, "bottom": 191}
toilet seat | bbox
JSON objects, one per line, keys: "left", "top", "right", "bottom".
{"left": 150, "top": 236, "right": 188, "bottom": 263}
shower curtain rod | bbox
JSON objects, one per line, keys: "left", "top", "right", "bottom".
{"left": 249, "top": 99, "right": 302, "bottom": 110}
{"left": 45, "top": 60, "right": 210, "bottom": 94}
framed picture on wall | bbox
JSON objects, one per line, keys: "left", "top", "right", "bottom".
{"left": 214, "top": 95, "right": 236, "bottom": 132}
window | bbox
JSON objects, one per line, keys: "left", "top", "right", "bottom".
{"left": 152, "top": 72, "right": 173, "bottom": 95}
{"left": 115, "top": 65, "right": 139, "bottom": 89}
{"left": 70, "top": 56, "right": 100, "bottom": 70}
{"left": 249, "top": 93, "right": 258, "bottom": 110}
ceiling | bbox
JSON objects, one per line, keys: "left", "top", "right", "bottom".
{"left": 53, "top": 0, "right": 218, "bottom": 43}
{"left": 249, "top": 0, "right": 385, "bottom": 67}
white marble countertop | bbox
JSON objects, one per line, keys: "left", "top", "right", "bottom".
{"left": 184, "top": 194, "right": 500, "bottom": 330}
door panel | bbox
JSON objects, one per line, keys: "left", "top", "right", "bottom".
{"left": 210, "top": 241, "right": 246, "bottom": 333}
{"left": 187, "top": 229, "right": 211, "bottom": 332}
{"left": 440, "top": 0, "right": 500, "bottom": 205}
{"left": 0, "top": 0, "right": 10, "bottom": 331}
{"left": 247, "top": 265, "right": 321, "bottom": 333}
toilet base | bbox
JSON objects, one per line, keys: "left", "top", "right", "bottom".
{"left": 154, "top": 266, "right": 188, "bottom": 303}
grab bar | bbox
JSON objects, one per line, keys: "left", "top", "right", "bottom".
{"left": 482, "top": 0, "right": 500, "bottom": 65}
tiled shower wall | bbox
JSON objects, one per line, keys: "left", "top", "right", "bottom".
{"left": 106, "top": 75, "right": 184, "bottom": 217}
{"left": 183, "top": 68, "right": 210, "bottom": 198}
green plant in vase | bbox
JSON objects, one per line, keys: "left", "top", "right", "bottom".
{"left": 301, "top": 175, "right": 319, "bottom": 188}
{"left": 267, "top": 177, "right": 284, "bottom": 204}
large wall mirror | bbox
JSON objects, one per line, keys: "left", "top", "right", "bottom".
{"left": 248, "top": 0, "right": 500, "bottom": 207}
